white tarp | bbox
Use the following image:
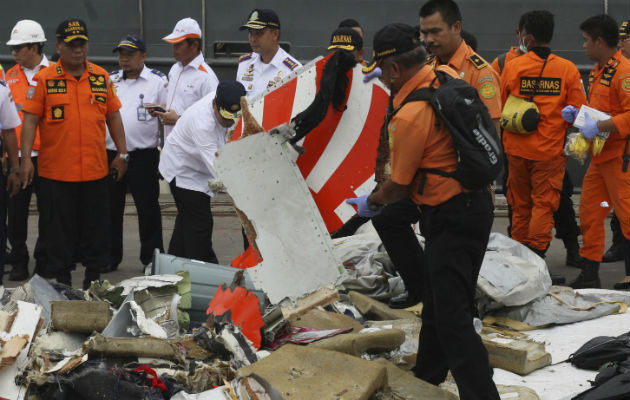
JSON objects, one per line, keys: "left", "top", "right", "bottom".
{"left": 478, "top": 233, "right": 552, "bottom": 311}
{"left": 333, "top": 222, "right": 405, "bottom": 300}
{"left": 493, "top": 289, "right": 630, "bottom": 400}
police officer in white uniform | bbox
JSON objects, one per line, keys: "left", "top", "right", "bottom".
{"left": 103, "top": 34, "right": 167, "bottom": 273}
{"left": 236, "top": 9, "right": 302, "bottom": 99}
{"left": 0, "top": 82, "right": 23, "bottom": 284}
{"left": 155, "top": 18, "right": 219, "bottom": 138}
{"left": 159, "top": 81, "right": 246, "bottom": 263}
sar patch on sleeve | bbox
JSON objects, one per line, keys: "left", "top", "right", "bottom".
{"left": 51, "top": 105, "right": 64, "bottom": 120}
{"left": 469, "top": 54, "right": 487, "bottom": 69}
{"left": 283, "top": 57, "right": 298, "bottom": 70}
{"left": 480, "top": 82, "right": 496, "bottom": 98}
{"left": 621, "top": 77, "right": 630, "bottom": 92}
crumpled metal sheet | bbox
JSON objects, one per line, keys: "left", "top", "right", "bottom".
{"left": 215, "top": 129, "right": 343, "bottom": 304}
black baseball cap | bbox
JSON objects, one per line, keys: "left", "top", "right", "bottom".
{"left": 113, "top": 34, "right": 146, "bottom": 53}
{"left": 56, "top": 19, "right": 89, "bottom": 42}
{"left": 620, "top": 20, "right": 629, "bottom": 37}
{"left": 216, "top": 81, "right": 246, "bottom": 120}
{"left": 363, "top": 23, "right": 419, "bottom": 73}
{"left": 328, "top": 27, "right": 363, "bottom": 51}
{"left": 239, "top": 9, "right": 280, "bottom": 31}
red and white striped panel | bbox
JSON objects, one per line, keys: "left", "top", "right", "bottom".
{"left": 232, "top": 54, "right": 390, "bottom": 232}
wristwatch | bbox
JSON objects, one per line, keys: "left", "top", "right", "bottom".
{"left": 119, "top": 153, "right": 129, "bottom": 162}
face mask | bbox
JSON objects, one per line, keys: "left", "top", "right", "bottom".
{"left": 519, "top": 36, "right": 529, "bottom": 53}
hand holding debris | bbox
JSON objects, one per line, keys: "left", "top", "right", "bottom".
{"left": 345, "top": 195, "right": 382, "bottom": 218}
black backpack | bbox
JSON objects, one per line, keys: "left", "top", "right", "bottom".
{"left": 569, "top": 332, "right": 630, "bottom": 370}
{"left": 391, "top": 69, "right": 503, "bottom": 193}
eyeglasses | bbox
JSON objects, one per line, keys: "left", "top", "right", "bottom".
{"left": 10, "top": 44, "right": 28, "bottom": 52}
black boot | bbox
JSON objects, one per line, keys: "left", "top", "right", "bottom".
{"left": 603, "top": 213, "right": 624, "bottom": 263}
{"left": 570, "top": 258, "right": 601, "bottom": 289}
{"left": 8, "top": 263, "right": 29, "bottom": 281}
{"left": 602, "top": 243, "right": 624, "bottom": 263}
{"left": 564, "top": 238, "right": 581, "bottom": 268}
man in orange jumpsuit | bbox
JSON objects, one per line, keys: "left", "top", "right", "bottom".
{"left": 501, "top": 11, "right": 586, "bottom": 265}
{"left": 19, "top": 20, "right": 129, "bottom": 289}
{"left": 561, "top": 15, "right": 630, "bottom": 288}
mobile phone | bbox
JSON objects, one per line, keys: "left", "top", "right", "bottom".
{"left": 147, "top": 105, "right": 167, "bottom": 113}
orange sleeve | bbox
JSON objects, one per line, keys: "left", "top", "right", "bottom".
{"left": 500, "top": 63, "right": 514, "bottom": 106}
{"left": 611, "top": 73, "right": 630, "bottom": 137}
{"left": 565, "top": 65, "right": 588, "bottom": 110}
{"left": 477, "top": 67, "right": 502, "bottom": 119}
{"left": 105, "top": 72, "right": 122, "bottom": 114}
{"left": 491, "top": 57, "right": 500, "bottom": 74}
{"left": 389, "top": 115, "right": 429, "bottom": 186}
{"left": 21, "top": 76, "right": 45, "bottom": 117}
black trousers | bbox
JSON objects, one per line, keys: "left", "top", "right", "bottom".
{"left": 414, "top": 191, "right": 500, "bottom": 400}
{"left": 553, "top": 170, "right": 580, "bottom": 242}
{"left": 107, "top": 149, "right": 163, "bottom": 267}
{"left": 38, "top": 176, "right": 109, "bottom": 281}
{"left": 0, "top": 171, "right": 6, "bottom": 281}
{"left": 371, "top": 197, "right": 423, "bottom": 301}
{"left": 7, "top": 156, "right": 46, "bottom": 267}
{"left": 168, "top": 178, "right": 218, "bottom": 263}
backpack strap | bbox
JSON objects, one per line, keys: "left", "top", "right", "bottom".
{"left": 497, "top": 52, "right": 507, "bottom": 74}
{"left": 387, "top": 74, "right": 454, "bottom": 195}
{"left": 622, "top": 135, "right": 629, "bottom": 173}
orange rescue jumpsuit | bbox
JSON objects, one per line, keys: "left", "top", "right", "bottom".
{"left": 501, "top": 50, "right": 586, "bottom": 251}
{"left": 580, "top": 50, "right": 630, "bottom": 261}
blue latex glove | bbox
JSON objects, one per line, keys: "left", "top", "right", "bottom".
{"left": 561, "top": 105, "right": 578, "bottom": 124}
{"left": 581, "top": 113, "right": 599, "bottom": 140}
{"left": 363, "top": 67, "right": 382, "bottom": 83}
{"left": 345, "top": 195, "right": 382, "bottom": 218}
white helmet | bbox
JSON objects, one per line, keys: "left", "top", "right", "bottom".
{"left": 7, "top": 20, "right": 46, "bottom": 46}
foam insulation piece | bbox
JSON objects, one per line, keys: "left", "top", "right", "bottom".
{"left": 215, "top": 129, "right": 343, "bottom": 304}
{"left": 0, "top": 301, "right": 42, "bottom": 400}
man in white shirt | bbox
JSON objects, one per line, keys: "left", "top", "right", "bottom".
{"left": 159, "top": 81, "right": 245, "bottom": 263}
{"left": 0, "top": 82, "right": 23, "bottom": 285}
{"left": 154, "top": 18, "right": 219, "bottom": 138}
{"left": 236, "top": 9, "right": 302, "bottom": 99}
{"left": 103, "top": 34, "right": 168, "bottom": 273}
{"left": 4, "top": 19, "right": 49, "bottom": 281}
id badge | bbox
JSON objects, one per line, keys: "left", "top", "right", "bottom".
{"left": 137, "top": 105, "right": 147, "bottom": 121}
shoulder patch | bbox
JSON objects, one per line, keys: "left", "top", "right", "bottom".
{"left": 151, "top": 68, "right": 166, "bottom": 78}
{"left": 198, "top": 64, "right": 207, "bottom": 73}
{"left": 0, "top": 80, "right": 6, "bottom": 87}
{"left": 469, "top": 54, "right": 487, "bottom": 69}
{"left": 110, "top": 69, "right": 121, "bottom": 75}
{"left": 56, "top": 65, "right": 63, "bottom": 75}
{"left": 239, "top": 53, "right": 253, "bottom": 63}
{"left": 283, "top": 57, "right": 298, "bottom": 71}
